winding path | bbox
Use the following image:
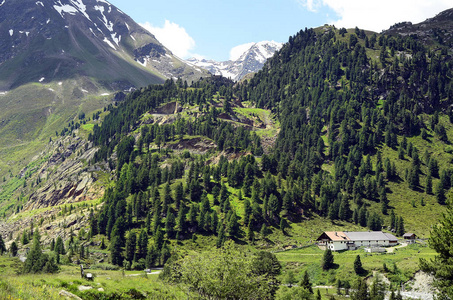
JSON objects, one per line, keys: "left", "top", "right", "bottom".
{"left": 386, "top": 242, "right": 408, "bottom": 253}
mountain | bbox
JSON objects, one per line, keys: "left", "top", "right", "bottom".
{"left": 0, "top": 0, "right": 208, "bottom": 178}
{"left": 1, "top": 7, "right": 453, "bottom": 299}
{"left": 186, "top": 41, "right": 282, "bottom": 81}
{"left": 0, "top": 0, "right": 206, "bottom": 91}
{"left": 384, "top": 8, "right": 453, "bottom": 48}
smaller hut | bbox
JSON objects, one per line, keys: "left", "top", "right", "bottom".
{"left": 403, "top": 233, "right": 416, "bottom": 244}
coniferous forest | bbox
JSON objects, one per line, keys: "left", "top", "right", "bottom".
{"left": 2, "top": 16, "right": 453, "bottom": 300}
{"left": 88, "top": 25, "right": 453, "bottom": 266}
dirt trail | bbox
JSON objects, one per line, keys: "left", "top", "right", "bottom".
{"left": 386, "top": 242, "right": 408, "bottom": 253}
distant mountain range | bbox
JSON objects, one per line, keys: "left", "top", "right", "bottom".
{"left": 186, "top": 41, "right": 283, "bottom": 81}
{"left": 0, "top": 0, "right": 206, "bottom": 91}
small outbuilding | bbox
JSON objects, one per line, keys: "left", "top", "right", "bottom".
{"left": 403, "top": 233, "right": 416, "bottom": 243}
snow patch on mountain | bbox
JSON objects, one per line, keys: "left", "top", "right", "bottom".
{"left": 54, "top": 3, "right": 78, "bottom": 18}
{"left": 111, "top": 32, "right": 121, "bottom": 45}
{"left": 0, "top": 0, "right": 5, "bottom": 6}
{"left": 36, "top": 1, "right": 44, "bottom": 7}
{"left": 186, "top": 41, "right": 282, "bottom": 81}
{"left": 69, "top": 0, "right": 91, "bottom": 21}
{"left": 94, "top": 5, "right": 114, "bottom": 32}
{"left": 103, "top": 37, "right": 116, "bottom": 50}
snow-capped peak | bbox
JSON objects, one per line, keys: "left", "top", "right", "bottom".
{"left": 237, "top": 41, "right": 282, "bottom": 64}
{"left": 187, "top": 41, "right": 283, "bottom": 81}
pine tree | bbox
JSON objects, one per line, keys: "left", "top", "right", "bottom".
{"left": 125, "top": 232, "right": 137, "bottom": 263}
{"left": 0, "top": 235, "right": 6, "bottom": 255}
{"left": 354, "top": 278, "right": 369, "bottom": 300}
{"left": 226, "top": 212, "right": 239, "bottom": 238}
{"left": 21, "top": 231, "right": 29, "bottom": 246}
{"left": 299, "top": 270, "right": 313, "bottom": 293}
{"left": 24, "top": 232, "right": 57, "bottom": 273}
{"left": 165, "top": 208, "right": 176, "bottom": 238}
{"left": 435, "top": 181, "right": 446, "bottom": 205}
{"left": 339, "top": 197, "right": 351, "bottom": 220}
{"left": 9, "top": 241, "right": 18, "bottom": 257}
{"left": 396, "top": 216, "right": 405, "bottom": 236}
{"left": 154, "top": 226, "right": 164, "bottom": 249}
{"left": 321, "top": 249, "right": 334, "bottom": 270}
{"left": 216, "top": 225, "right": 225, "bottom": 248}
{"left": 54, "top": 236, "right": 65, "bottom": 255}
{"left": 390, "top": 210, "right": 396, "bottom": 230}
{"left": 50, "top": 238, "right": 55, "bottom": 252}
{"left": 110, "top": 234, "right": 123, "bottom": 266}
{"left": 174, "top": 182, "right": 184, "bottom": 210}
{"left": 354, "top": 255, "right": 364, "bottom": 275}
{"left": 137, "top": 228, "right": 148, "bottom": 260}
{"left": 283, "top": 269, "right": 297, "bottom": 287}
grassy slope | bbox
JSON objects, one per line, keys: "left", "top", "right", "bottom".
{"left": 0, "top": 81, "right": 112, "bottom": 178}
{"left": 275, "top": 243, "right": 437, "bottom": 287}
{"left": 0, "top": 256, "right": 184, "bottom": 300}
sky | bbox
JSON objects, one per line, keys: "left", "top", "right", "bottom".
{"left": 108, "top": 0, "right": 452, "bottom": 61}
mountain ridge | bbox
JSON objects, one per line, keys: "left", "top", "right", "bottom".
{"left": 0, "top": 0, "right": 207, "bottom": 91}
{"left": 186, "top": 41, "right": 282, "bottom": 81}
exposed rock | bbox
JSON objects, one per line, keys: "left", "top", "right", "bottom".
{"left": 0, "top": 134, "right": 105, "bottom": 246}
{"left": 166, "top": 137, "right": 216, "bottom": 154}
{"left": 59, "top": 290, "right": 83, "bottom": 300}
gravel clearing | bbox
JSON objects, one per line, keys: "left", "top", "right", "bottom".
{"left": 400, "top": 271, "right": 436, "bottom": 300}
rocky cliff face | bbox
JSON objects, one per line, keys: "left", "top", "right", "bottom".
{"left": 0, "top": 134, "right": 105, "bottom": 247}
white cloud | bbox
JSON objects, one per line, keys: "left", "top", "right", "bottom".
{"left": 302, "top": 0, "right": 452, "bottom": 32}
{"left": 140, "top": 20, "right": 196, "bottom": 58}
{"left": 298, "top": 0, "right": 320, "bottom": 12}
{"left": 229, "top": 42, "right": 255, "bottom": 61}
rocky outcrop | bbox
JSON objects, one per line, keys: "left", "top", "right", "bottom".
{"left": 0, "top": 133, "right": 106, "bottom": 246}
{"left": 24, "top": 136, "right": 102, "bottom": 211}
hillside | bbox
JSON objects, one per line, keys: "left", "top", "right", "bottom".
{"left": 0, "top": 8, "right": 452, "bottom": 300}
{"left": 0, "top": 0, "right": 208, "bottom": 178}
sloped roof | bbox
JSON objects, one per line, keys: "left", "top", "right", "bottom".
{"left": 317, "top": 231, "right": 350, "bottom": 241}
{"left": 344, "top": 231, "right": 398, "bottom": 242}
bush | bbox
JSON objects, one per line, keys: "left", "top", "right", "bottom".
{"left": 132, "top": 258, "right": 146, "bottom": 270}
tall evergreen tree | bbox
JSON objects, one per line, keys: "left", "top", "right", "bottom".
{"left": 321, "top": 249, "right": 334, "bottom": 270}
{"left": 9, "top": 241, "right": 18, "bottom": 257}
{"left": 299, "top": 270, "right": 313, "bottom": 293}
{"left": 435, "top": 181, "right": 446, "bottom": 205}
{"left": 125, "top": 231, "right": 137, "bottom": 263}
{"left": 0, "top": 235, "right": 6, "bottom": 255}
{"left": 354, "top": 255, "right": 364, "bottom": 275}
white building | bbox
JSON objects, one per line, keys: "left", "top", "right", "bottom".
{"left": 317, "top": 231, "right": 398, "bottom": 251}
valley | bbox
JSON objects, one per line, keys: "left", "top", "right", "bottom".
{"left": 0, "top": 1, "right": 452, "bottom": 300}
